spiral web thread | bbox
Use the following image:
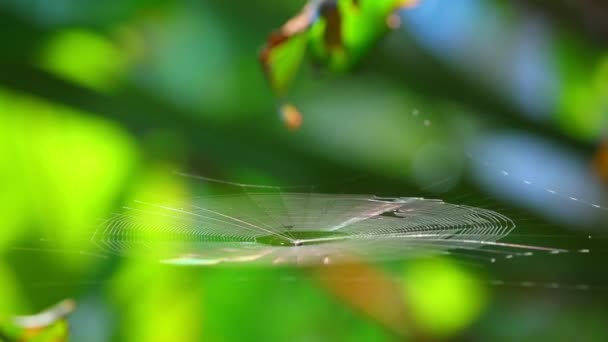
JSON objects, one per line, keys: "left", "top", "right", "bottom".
{"left": 89, "top": 177, "right": 568, "bottom": 266}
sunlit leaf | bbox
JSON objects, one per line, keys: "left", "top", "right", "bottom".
{"left": 0, "top": 89, "right": 138, "bottom": 270}
{"left": 39, "top": 29, "right": 129, "bottom": 92}
{"left": 403, "top": 258, "right": 487, "bottom": 338}
{"left": 0, "top": 300, "right": 74, "bottom": 342}
{"left": 260, "top": 0, "right": 420, "bottom": 127}
{"left": 260, "top": 3, "right": 314, "bottom": 96}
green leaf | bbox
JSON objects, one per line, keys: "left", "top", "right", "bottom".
{"left": 0, "top": 300, "right": 74, "bottom": 342}
{"left": 262, "top": 0, "right": 419, "bottom": 95}
{"left": 260, "top": 32, "right": 309, "bottom": 95}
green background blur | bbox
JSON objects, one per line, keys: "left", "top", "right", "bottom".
{"left": 1, "top": 0, "right": 607, "bottom": 341}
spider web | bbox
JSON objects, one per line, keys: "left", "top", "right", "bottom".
{"left": 90, "top": 181, "right": 564, "bottom": 266}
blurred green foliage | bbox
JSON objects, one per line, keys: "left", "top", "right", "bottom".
{"left": 403, "top": 258, "right": 486, "bottom": 337}
{"left": 0, "top": 0, "right": 607, "bottom": 341}
{"left": 0, "top": 320, "right": 69, "bottom": 342}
